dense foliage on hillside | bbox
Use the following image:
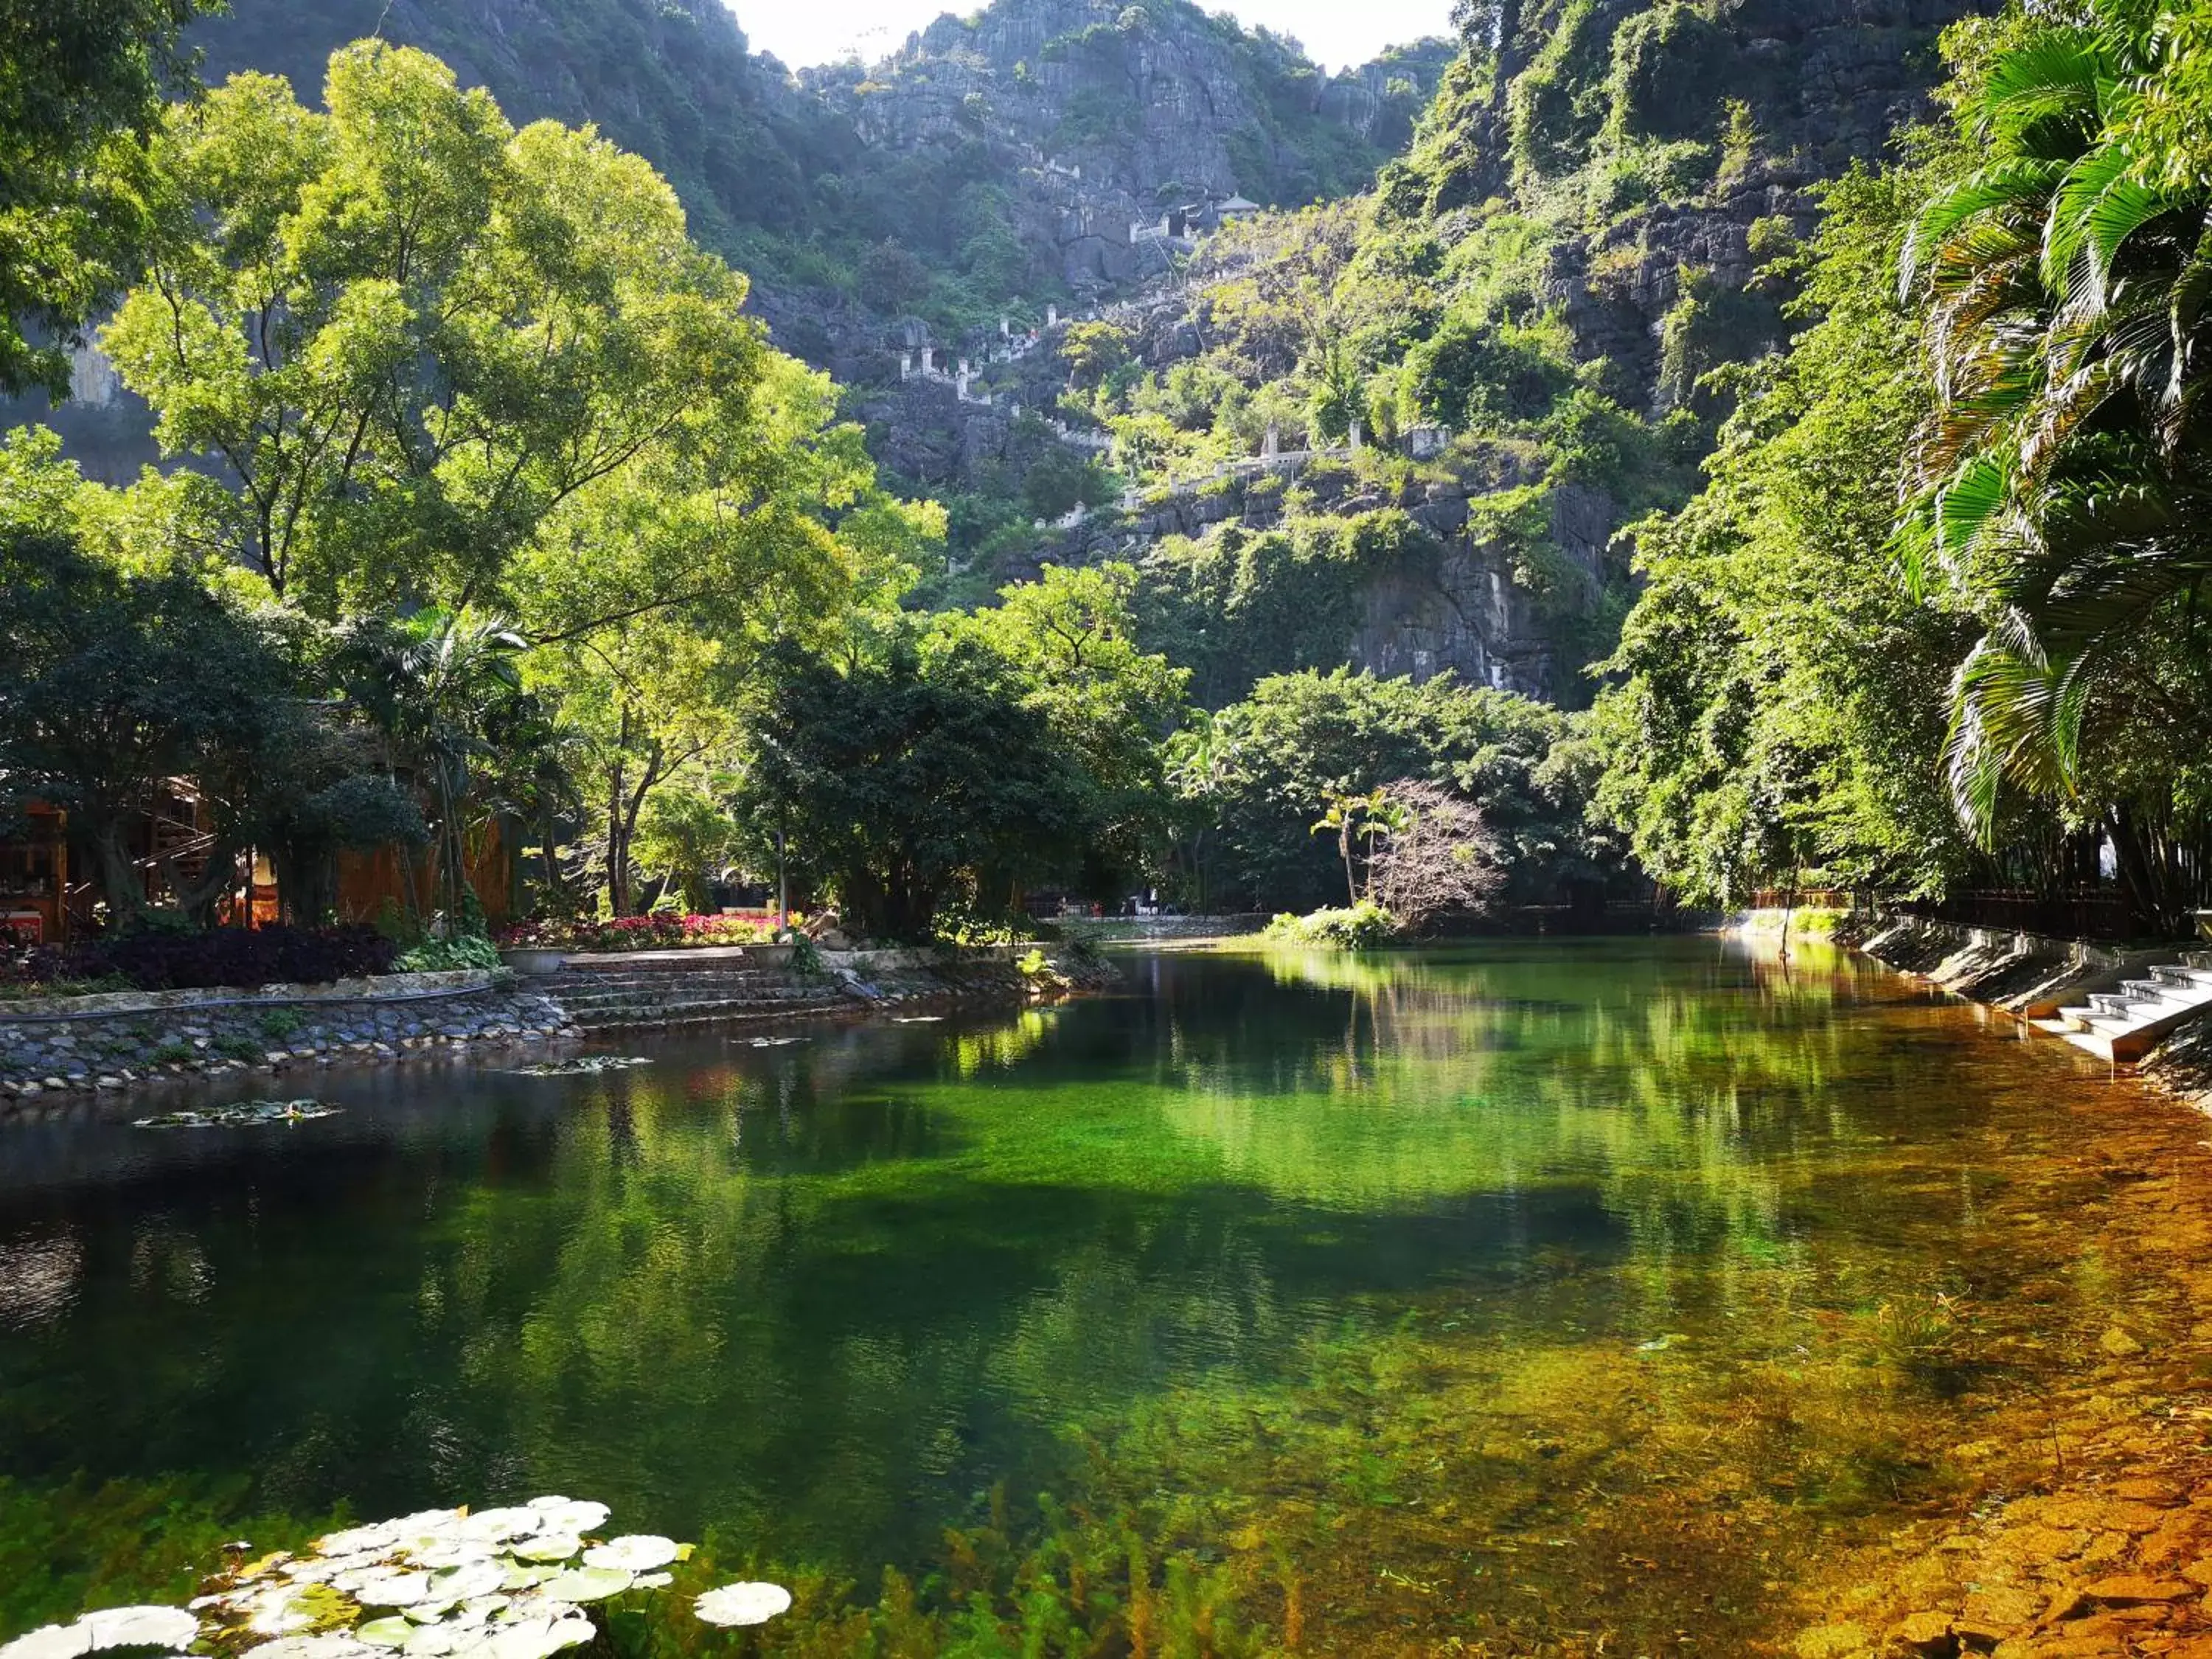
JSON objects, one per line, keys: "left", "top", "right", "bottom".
{"left": 1593, "top": 0, "right": 2212, "bottom": 932}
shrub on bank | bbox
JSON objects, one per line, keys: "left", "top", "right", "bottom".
{"left": 496, "top": 913, "right": 776, "bottom": 953}
{"left": 1262, "top": 902, "right": 1401, "bottom": 948}
{"left": 394, "top": 935, "right": 504, "bottom": 972}
{"left": 17, "top": 925, "right": 398, "bottom": 991}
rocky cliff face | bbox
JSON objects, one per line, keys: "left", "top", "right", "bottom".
{"left": 1398, "top": 0, "right": 1990, "bottom": 403}
{"left": 998, "top": 0, "right": 1994, "bottom": 706}
{"left": 800, "top": 1, "right": 1447, "bottom": 288}
{"left": 190, "top": 0, "right": 1445, "bottom": 307}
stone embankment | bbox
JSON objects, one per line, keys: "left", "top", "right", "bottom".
{"left": 0, "top": 970, "right": 574, "bottom": 1105}
{"left": 0, "top": 942, "right": 1124, "bottom": 1107}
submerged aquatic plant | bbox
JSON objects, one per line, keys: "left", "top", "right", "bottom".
{"left": 131, "top": 1102, "right": 339, "bottom": 1130}
{"left": 0, "top": 1501, "right": 786, "bottom": 1659}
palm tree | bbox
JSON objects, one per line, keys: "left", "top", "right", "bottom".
{"left": 1899, "top": 1, "right": 2212, "bottom": 926}
{"left": 1311, "top": 787, "right": 1391, "bottom": 908}
{"left": 335, "top": 609, "right": 528, "bottom": 930}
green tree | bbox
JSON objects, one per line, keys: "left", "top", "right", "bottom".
{"left": 1207, "top": 667, "right": 1594, "bottom": 911}
{"left": 737, "top": 641, "right": 1093, "bottom": 940}
{"left": 0, "top": 0, "right": 219, "bottom": 397}
{"left": 1061, "top": 321, "right": 1133, "bottom": 389}
{"left": 332, "top": 608, "right": 529, "bottom": 929}
{"left": 933, "top": 563, "right": 1189, "bottom": 895}
{"left": 1896, "top": 2, "right": 2212, "bottom": 927}
{"left": 102, "top": 42, "right": 779, "bottom": 616}
{"left": 0, "top": 525, "right": 296, "bottom": 921}
{"left": 1594, "top": 165, "right": 1971, "bottom": 906}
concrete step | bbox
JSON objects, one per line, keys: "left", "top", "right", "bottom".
{"left": 2048, "top": 959, "right": 2212, "bottom": 1061}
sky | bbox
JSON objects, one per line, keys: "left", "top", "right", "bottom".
{"left": 734, "top": 0, "right": 1455, "bottom": 75}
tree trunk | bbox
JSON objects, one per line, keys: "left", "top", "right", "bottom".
{"left": 606, "top": 708, "right": 631, "bottom": 917}
{"left": 540, "top": 794, "right": 561, "bottom": 914}
{"left": 92, "top": 821, "right": 143, "bottom": 923}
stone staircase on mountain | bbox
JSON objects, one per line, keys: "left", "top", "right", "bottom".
{"left": 2034, "top": 953, "right": 2212, "bottom": 1062}
{"left": 522, "top": 956, "right": 849, "bottom": 1034}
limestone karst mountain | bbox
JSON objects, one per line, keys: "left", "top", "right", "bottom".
{"left": 10, "top": 0, "right": 1993, "bottom": 708}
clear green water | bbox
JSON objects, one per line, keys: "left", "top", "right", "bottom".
{"left": 0, "top": 939, "right": 2138, "bottom": 1654}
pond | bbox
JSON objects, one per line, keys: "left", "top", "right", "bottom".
{"left": 0, "top": 937, "right": 2180, "bottom": 1655}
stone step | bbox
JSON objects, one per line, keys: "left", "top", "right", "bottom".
{"left": 563, "top": 996, "right": 845, "bottom": 1031}
{"left": 2121, "top": 978, "right": 2192, "bottom": 1004}
{"left": 560, "top": 998, "right": 836, "bottom": 1020}
{"left": 2150, "top": 964, "right": 2212, "bottom": 989}
{"left": 532, "top": 969, "right": 789, "bottom": 987}
{"left": 549, "top": 981, "right": 806, "bottom": 1004}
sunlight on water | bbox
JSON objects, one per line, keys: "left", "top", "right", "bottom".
{"left": 0, "top": 938, "right": 2166, "bottom": 1653}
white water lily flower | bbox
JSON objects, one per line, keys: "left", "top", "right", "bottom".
{"left": 78, "top": 1610, "right": 199, "bottom": 1655}
{"left": 524, "top": 1500, "right": 608, "bottom": 1536}
{"left": 579, "top": 1537, "right": 677, "bottom": 1573}
{"left": 537, "top": 1568, "right": 630, "bottom": 1604}
{"left": 508, "top": 1537, "right": 580, "bottom": 1564}
{"left": 0, "top": 1624, "right": 92, "bottom": 1659}
{"left": 693, "top": 1583, "right": 793, "bottom": 1627}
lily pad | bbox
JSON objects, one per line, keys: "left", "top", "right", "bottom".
{"left": 536, "top": 1568, "right": 632, "bottom": 1604}
{"left": 78, "top": 1610, "right": 198, "bottom": 1654}
{"left": 354, "top": 1572, "right": 432, "bottom": 1609}
{"left": 133, "top": 1100, "right": 339, "bottom": 1130}
{"left": 0, "top": 1624, "right": 93, "bottom": 1659}
{"left": 473, "top": 1615, "right": 594, "bottom": 1659}
{"left": 693, "top": 1583, "right": 793, "bottom": 1627}
{"left": 428, "top": 1563, "right": 505, "bottom": 1604}
{"left": 504, "top": 1057, "right": 650, "bottom": 1078}
{"left": 579, "top": 1537, "right": 677, "bottom": 1573}
{"left": 354, "top": 1621, "right": 415, "bottom": 1650}
{"left": 508, "top": 1537, "right": 580, "bottom": 1565}
{"left": 455, "top": 1509, "right": 540, "bottom": 1544}
{"left": 524, "top": 1499, "right": 608, "bottom": 1535}
{"left": 249, "top": 1639, "right": 379, "bottom": 1659}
